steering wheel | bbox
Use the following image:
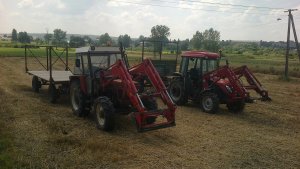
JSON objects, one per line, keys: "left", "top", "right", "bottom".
{"left": 93, "top": 67, "right": 105, "bottom": 78}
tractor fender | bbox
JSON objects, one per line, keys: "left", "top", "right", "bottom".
{"left": 69, "top": 75, "right": 88, "bottom": 94}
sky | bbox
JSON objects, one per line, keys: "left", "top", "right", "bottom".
{"left": 0, "top": 0, "right": 300, "bottom": 41}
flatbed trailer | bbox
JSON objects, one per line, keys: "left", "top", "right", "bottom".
{"left": 25, "top": 45, "right": 72, "bottom": 103}
{"left": 27, "top": 70, "right": 72, "bottom": 83}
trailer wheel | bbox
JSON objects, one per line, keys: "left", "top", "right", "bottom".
{"left": 70, "top": 80, "right": 89, "bottom": 117}
{"left": 201, "top": 92, "right": 219, "bottom": 114}
{"left": 168, "top": 80, "right": 188, "bottom": 105}
{"left": 94, "top": 97, "right": 115, "bottom": 131}
{"left": 48, "top": 83, "right": 58, "bottom": 103}
{"left": 32, "top": 76, "right": 41, "bottom": 93}
{"left": 142, "top": 97, "right": 158, "bottom": 124}
{"left": 227, "top": 100, "right": 245, "bottom": 113}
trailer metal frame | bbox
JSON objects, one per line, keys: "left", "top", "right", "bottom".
{"left": 25, "top": 45, "right": 72, "bottom": 102}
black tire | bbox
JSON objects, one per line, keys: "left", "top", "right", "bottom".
{"left": 201, "top": 92, "right": 219, "bottom": 114}
{"left": 94, "top": 97, "right": 115, "bottom": 131}
{"left": 48, "top": 83, "right": 58, "bottom": 103}
{"left": 32, "top": 76, "right": 41, "bottom": 93}
{"left": 227, "top": 99, "right": 245, "bottom": 113}
{"left": 142, "top": 97, "right": 158, "bottom": 124}
{"left": 70, "top": 80, "right": 90, "bottom": 117}
{"left": 168, "top": 79, "right": 188, "bottom": 105}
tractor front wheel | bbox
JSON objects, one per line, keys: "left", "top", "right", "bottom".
{"left": 168, "top": 79, "right": 188, "bottom": 105}
{"left": 201, "top": 92, "right": 219, "bottom": 114}
{"left": 227, "top": 100, "right": 245, "bottom": 113}
{"left": 70, "top": 80, "right": 89, "bottom": 117}
{"left": 94, "top": 97, "right": 115, "bottom": 131}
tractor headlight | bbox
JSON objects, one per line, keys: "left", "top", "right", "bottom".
{"left": 225, "top": 85, "right": 233, "bottom": 93}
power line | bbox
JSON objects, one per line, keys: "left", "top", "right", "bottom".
{"left": 152, "top": 0, "right": 285, "bottom": 10}
{"left": 110, "top": 0, "right": 286, "bottom": 16}
{"left": 151, "top": 0, "right": 283, "bottom": 12}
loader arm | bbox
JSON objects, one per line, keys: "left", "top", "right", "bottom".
{"left": 129, "top": 58, "right": 176, "bottom": 131}
{"left": 109, "top": 59, "right": 145, "bottom": 113}
{"left": 233, "top": 65, "right": 271, "bottom": 101}
{"left": 108, "top": 59, "right": 176, "bottom": 132}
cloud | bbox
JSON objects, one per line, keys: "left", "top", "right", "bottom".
{"left": 1, "top": 0, "right": 299, "bottom": 41}
{"left": 17, "top": 0, "right": 33, "bottom": 8}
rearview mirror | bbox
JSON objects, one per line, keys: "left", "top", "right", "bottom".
{"left": 75, "top": 59, "right": 80, "bottom": 67}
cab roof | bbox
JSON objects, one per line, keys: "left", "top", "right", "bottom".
{"left": 182, "top": 51, "right": 220, "bottom": 59}
{"left": 75, "top": 46, "right": 121, "bottom": 54}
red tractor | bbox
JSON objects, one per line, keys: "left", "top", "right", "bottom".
{"left": 69, "top": 46, "right": 176, "bottom": 132}
{"left": 167, "top": 51, "right": 271, "bottom": 113}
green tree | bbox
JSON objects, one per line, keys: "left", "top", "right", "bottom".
{"left": 83, "top": 35, "right": 92, "bottom": 45}
{"left": 12, "top": 29, "right": 17, "bottom": 42}
{"left": 180, "top": 39, "right": 190, "bottom": 51}
{"left": 138, "top": 35, "right": 145, "bottom": 42}
{"left": 118, "top": 34, "right": 131, "bottom": 48}
{"left": 202, "top": 28, "right": 220, "bottom": 52}
{"left": 52, "top": 29, "right": 67, "bottom": 46}
{"left": 191, "top": 31, "right": 203, "bottom": 50}
{"left": 150, "top": 25, "right": 170, "bottom": 56}
{"left": 133, "top": 35, "right": 146, "bottom": 47}
{"left": 35, "top": 37, "right": 43, "bottom": 45}
{"left": 69, "top": 36, "right": 85, "bottom": 48}
{"left": 44, "top": 33, "right": 52, "bottom": 45}
{"left": 150, "top": 25, "right": 170, "bottom": 42}
{"left": 98, "top": 33, "right": 112, "bottom": 46}
{"left": 18, "top": 31, "right": 31, "bottom": 43}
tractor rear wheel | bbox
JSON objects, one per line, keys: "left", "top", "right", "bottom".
{"left": 32, "top": 76, "right": 41, "bottom": 93}
{"left": 142, "top": 97, "right": 158, "bottom": 124}
{"left": 48, "top": 83, "right": 58, "bottom": 103}
{"left": 227, "top": 100, "right": 245, "bottom": 113}
{"left": 168, "top": 79, "right": 188, "bottom": 105}
{"left": 201, "top": 92, "right": 219, "bottom": 114}
{"left": 70, "top": 80, "right": 89, "bottom": 117}
{"left": 94, "top": 97, "right": 115, "bottom": 131}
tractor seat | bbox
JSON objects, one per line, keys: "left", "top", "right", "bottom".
{"left": 189, "top": 68, "right": 199, "bottom": 81}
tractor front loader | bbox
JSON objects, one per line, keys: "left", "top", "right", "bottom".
{"left": 106, "top": 59, "right": 176, "bottom": 132}
{"left": 70, "top": 46, "right": 176, "bottom": 132}
{"left": 233, "top": 65, "right": 271, "bottom": 101}
{"left": 129, "top": 59, "right": 176, "bottom": 131}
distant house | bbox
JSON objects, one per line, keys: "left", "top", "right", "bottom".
{"left": 0, "top": 34, "right": 12, "bottom": 41}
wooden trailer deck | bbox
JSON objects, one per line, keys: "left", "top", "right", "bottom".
{"left": 27, "top": 71, "right": 73, "bottom": 83}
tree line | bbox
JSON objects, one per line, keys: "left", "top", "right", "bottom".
{"left": 10, "top": 25, "right": 221, "bottom": 52}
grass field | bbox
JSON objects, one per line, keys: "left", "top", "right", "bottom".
{"left": 1, "top": 46, "right": 299, "bottom": 77}
{"left": 0, "top": 56, "right": 299, "bottom": 168}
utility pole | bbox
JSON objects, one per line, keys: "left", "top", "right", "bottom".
{"left": 284, "top": 9, "right": 300, "bottom": 79}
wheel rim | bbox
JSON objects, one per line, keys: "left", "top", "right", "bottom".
{"left": 71, "top": 86, "right": 80, "bottom": 111}
{"left": 202, "top": 96, "right": 213, "bottom": 111}
{"left": 170, "top": 83, "right": 181, "bottom": 101}
{"left": 95, "top": 103, "right": 105, "bottom": 126}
